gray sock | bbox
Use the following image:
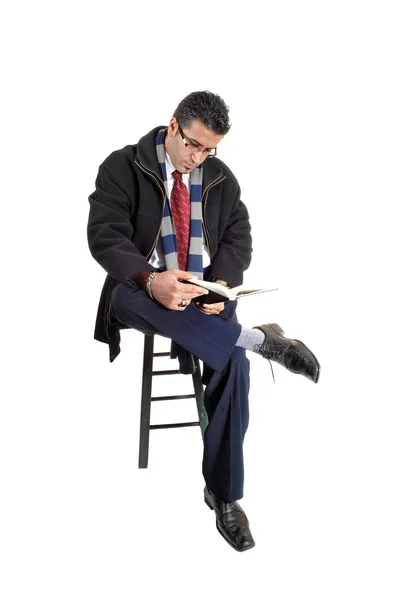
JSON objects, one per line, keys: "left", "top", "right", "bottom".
{"left": 236, "top": 327, "right": 265, "bottom": 353}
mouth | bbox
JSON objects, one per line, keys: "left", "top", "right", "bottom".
{"left": 184, "top": 162, "right": 194, "bottom": 170}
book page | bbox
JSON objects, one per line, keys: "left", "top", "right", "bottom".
{"left": 235, "top": 288, "right": 273, "bottom": 298}
{"left": 180, "top": 278, "right": 278, "bottom": 301}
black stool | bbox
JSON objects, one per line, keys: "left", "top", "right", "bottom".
{"left": 138, "top": 334, "right": 208, "bottom": 468}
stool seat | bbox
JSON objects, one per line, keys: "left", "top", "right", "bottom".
{"left": 138, "top": 334, "right": 208, "bottom": 468}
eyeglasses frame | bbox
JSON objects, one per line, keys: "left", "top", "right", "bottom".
{"left": 177, "top": 124, "right": 217, "bottom": 158}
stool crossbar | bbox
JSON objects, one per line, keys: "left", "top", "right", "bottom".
{"left": 138, "top": 335, "right": 208, "bottom": 468}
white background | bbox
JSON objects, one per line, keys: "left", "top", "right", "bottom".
{"left": 1, "top": 1, "right": 403, "bottom": 598}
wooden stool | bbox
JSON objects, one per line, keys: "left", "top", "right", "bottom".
{"left": 138, "top": 334, "right": 208, "bottom": 468}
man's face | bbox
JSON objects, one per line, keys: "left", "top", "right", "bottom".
{"left": 164, "top": 117, "right": 224, "bottom": 174}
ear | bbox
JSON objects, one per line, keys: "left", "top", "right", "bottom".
{"left": 167, "top": 116, "right": 178, "bottom": 138}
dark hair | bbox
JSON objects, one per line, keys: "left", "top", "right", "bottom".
{"left": 173, "top": 91, "right": 231, "bottom": 135}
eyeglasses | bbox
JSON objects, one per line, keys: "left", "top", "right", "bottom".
{"left": 177, "top": 124, "right": 217, "bottom": 158}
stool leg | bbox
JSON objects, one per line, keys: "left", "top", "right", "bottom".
{"left": 138, "top": 335, "right": 154, "bottom": 468}
{"left": 192, "top": 357, "right": 208, "bottom": 437}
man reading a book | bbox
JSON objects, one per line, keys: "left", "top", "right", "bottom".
{"left": 87, "top": 91, "right": 320, "bottom": 552}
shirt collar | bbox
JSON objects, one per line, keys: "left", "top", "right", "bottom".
{"left": 165, "top": 151, "right": 190, "bottom": 185}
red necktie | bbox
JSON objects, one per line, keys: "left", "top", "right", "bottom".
{"left": 171, "top": 170, "right": 190, "bottom": 271}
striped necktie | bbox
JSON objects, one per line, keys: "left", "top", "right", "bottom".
{"left": 171, "top": 170, "right": 191, "bottom": 271}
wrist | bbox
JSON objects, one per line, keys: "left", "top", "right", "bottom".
{"left": 146, "top": 272, "right": 157, "bottom": 299}
{"left": 136, "top": 272, "right": 158, "bottom": 299}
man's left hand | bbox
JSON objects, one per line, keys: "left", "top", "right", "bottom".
{"left": 196, "top": 301, "right": 225, "bottom": 315}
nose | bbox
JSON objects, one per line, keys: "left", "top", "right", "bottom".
{"left": 190, "top": 148, "right": 204, "bottom": 164}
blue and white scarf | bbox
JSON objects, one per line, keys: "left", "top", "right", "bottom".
{"left": 155, "top": 129, "right": 204, "bottom": 280}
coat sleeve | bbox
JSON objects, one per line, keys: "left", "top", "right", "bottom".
{"left": 207, "top": 184, "right": 252, "bottom": 288}
{"left": 87, "top": 164, "right": 156, "bottom": 282}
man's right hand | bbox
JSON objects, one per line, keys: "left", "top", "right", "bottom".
{"left": 149, "top": 269, "right": 208, "bottom": 310}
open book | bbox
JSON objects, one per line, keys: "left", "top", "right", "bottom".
{"left": 182, "top": 277, "right": 278, "bottom": 304}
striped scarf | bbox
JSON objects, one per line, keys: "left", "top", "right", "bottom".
{"left": 155, "top": 129, "right": 204, "bottom": 279}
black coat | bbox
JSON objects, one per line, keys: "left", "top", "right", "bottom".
{"left": 87, "top": 126, "right": 253, "bottom": 361}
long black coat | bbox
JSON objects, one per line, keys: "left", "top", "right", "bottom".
{"left": 87, "top": 126, "right": 253, "bottom": 361}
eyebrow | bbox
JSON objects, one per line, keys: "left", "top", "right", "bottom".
{"left": 187, "top": 136, "right": 215, "bottom": 151}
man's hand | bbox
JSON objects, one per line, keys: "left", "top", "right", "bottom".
{"left": 196, "top": 301, "right": 226, "bottom": 315}
{"left": 195, "top": 277, "right": 227, "bottom": 315}
{"left": 150, "top": 269, "right": 208, "bottom": 310}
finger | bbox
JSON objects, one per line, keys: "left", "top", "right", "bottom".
{"left": 200, "top": 307, "right": 218, "bottom": 315}
{"left": 177, "top": 294, "right": 200, "bottom": 303}
{"left": 174, "top": 301, "right": 188, "bottom": 311}
{"left": 173, "top": 269, "right": 195, "bottom": 279}
{"left": 196, "top": 304, "right": 209, "bottom": 313}
{"left": 181, "top": 285, "right": 209, "bottom": 295}
{"left": 179, "top": 292, "right": 208, "bottom": 301}
{"left": 202, "top": 302, "right": 224, "bottom": 310}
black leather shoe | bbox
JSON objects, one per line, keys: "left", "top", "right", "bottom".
{"left": 254, "top": 323, "right": 320, "bottom": 383}
{"left": 204, "top": 486, "right": 255, "bottom": 552}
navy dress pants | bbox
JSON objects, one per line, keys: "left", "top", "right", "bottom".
{"left": 111, "top": 283, "right": 250, "bottom": 501}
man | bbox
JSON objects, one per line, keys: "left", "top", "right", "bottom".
{"left": 87, "top": 91, "right": 320, "bottom": 552}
